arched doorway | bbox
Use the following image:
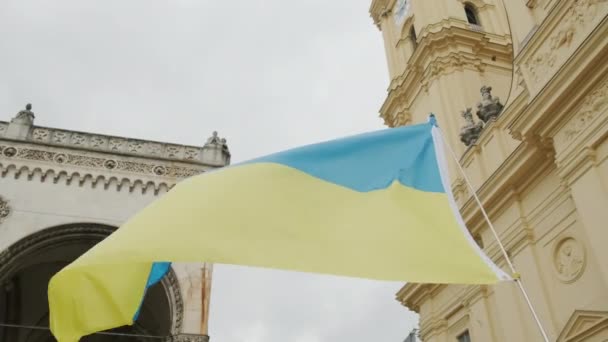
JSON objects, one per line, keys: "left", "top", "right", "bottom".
{"left": 0, "top": 223, "right": 183, "bottom": 341}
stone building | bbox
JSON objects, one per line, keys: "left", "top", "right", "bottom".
{"left": 369, "top": 0, "right": 608, "bottom": 341}
{"left": 0, "top": 105, "right": 230, "bottom": 341}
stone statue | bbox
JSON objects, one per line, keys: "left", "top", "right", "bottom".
{"left": 203, "top": 131, "right": 230, "bottom": 164}
{"left": 220, "top": 138, "right": 230, "bottom": 153}
{"left": 460, "top": 107, "right": 483, "bottom": 146}
{"left": 205, "top": 131, "right": 221, "bottom": 146}
{"left": 476, "top": 86, "right": 504, "bottom": 122}
{"left": 11, "top": 103, "right": 35, "bottom": 125}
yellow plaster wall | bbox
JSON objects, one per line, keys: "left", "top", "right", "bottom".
{"left": 371, "top": 0, "right": 608, "bottom": 339}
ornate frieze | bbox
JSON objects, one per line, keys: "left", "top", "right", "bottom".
{"left": 0, "top": 144, "right": 202, "bottom": 179}
{"left": 557, "top": 78, "right": 608, "bottom": 144}
{"left": 168, "top": 334, "right": 210, "bottom": 342}
{"left": 0, "top": 142, "right": 207, "bottom": 194}
{"left": 522, "top": 0, "right": 608, "bottom": 91}
{"left": 25, "top": 125, "right": 210, "bottom": 163}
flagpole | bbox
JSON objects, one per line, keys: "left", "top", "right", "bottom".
{"left": 434, "top": 123, "right": 551, "bottom": 342}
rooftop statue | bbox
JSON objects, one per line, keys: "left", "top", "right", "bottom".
{"left": 460, "top": 107, "right": 483, "bottom": 146}
{"left": 11, "top": 103, "right": 35, "bottom": 125}
{"left": 476, "top": 86, "right": 504, "bottom": 123}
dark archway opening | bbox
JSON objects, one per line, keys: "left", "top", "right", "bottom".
{"left": 0, "top": 224, "right": 181, "bottom": 342}
{"left": 464, "top": 3, "right": 480, "bottom": 26}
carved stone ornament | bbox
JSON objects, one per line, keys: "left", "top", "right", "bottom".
{"left": 0, "top": 144, "right": 202, "bottom": 179}
{"left": 103, "top": 159, "right": 117, "bottom": 170}
{"left": 524, "top": 0, "right": 608, "bottom": 87}
{"left": 476, "top": 86, "right": 504, "bottom": 122}
{"left": 10, "top": 103, "right": 35, "bottom": 125}
{"left": 560, "top": 79, "right": 608, "bottom": 142}
{"left": 460, "top": 107, "right": 484, "bottom": 146}
{"left": 53, "top": 153, "right": 68, "bottom": 164}
{"left": 553, "top": 237, "right": 586, "bottom": 283}
{"left": 0, "top": 196, "right": 10, "bottom": 223}
{"left": 168, "top": 334, "right": 210, "bottom": 342}
{"left": 154, "top": 165, "right": 167, "bottom": 176}
{"left": 2, "top": 147, "right": 17, "bottom": 157}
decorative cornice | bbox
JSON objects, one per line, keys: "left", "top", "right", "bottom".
{"left": 557, "top": 310, "right": 608, "bottom": 341}
{"left": 508, "top": 16, "right": 608, "bottom": 142}
{"left": 0, "top": 143, "right": 204, "bottom": 178}
{"left": 379, "top": 22, "right": 512, "bottom": 126}
{"left": 404, "top": 284, "right": 491, "bottom": 340}
{"left": 0, "top": 142, "right": 209, "bottom": 194}
{"left": 168, "top": 334, "right": 210, "bottom": 342}
{"left": 518, "top": 0, "right": 608, "bottom": 95}
{"left": 0, "top": 119, "right": 231, "bottom": 167}
{"left": 396, "top": 283, "right": 444, "bottom": 312}
{"left": 553, "top": 77, "right": 608, "bottom": 172}
{"left": 369, "top": 0, "right": 393, "bottom": 28}
{"left": 455, "top": 0, "right": 494, "bottom": 9}
{"left": 0, "top": 162, "right": 173, "bottom": 195}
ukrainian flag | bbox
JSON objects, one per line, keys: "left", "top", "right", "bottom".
{"left": 48, "top": 120, "right": 510, "bottom": 342}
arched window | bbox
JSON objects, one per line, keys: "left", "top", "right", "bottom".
{"left": 409, "top": 26, "right": 418, "bottom": 50}
{"left": 464, "top": 3, "right": 480, "bottom": 26}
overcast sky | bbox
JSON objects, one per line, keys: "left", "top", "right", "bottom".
{"left": 0, "top": 0, "right": 418, "bottom": 341}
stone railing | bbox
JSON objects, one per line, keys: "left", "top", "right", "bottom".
{"left": 0, "top": 120, "right": 230, "bottom": 167}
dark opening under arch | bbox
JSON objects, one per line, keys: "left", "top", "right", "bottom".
{"left": 0, "top": 223, "right": 183, "bottom": 342}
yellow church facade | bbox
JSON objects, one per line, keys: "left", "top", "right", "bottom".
{"left": 369, "top": 0, "right": 608, "bottom": 341}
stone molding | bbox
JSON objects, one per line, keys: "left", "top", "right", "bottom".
{"left": 0, "top": 121, "right": 224, "bottom": 166}
{"left": 0, "top": 161, "right": 174, "bottom": 195}
{"left": 379, "top": 22, "right": 512, "bottom": 127}
{"left": 455, "top": 0, "right": 493, "bottom": 10}
{"left": 0, "top": 223, "right": 184, "bottom": 334}
{"left": 0, "top": 142, "right": 210, "bottom": 194}
{"left": 507, "top": 13, "right": 608, "bottom": 140}
{"left": 554, "top": 78, "right": 608, "bottom": 152}
{"left": 168, "top": 334, "right": 210, "bottom": 342}
{"left": 369, "top": 0, "right": 392, "bottom": 27}
{"left": 0, "top": 143, "right": 204, "bottom": 178}
{"left": 519, "top": 0, "right": 608, "bottom": 95}
{"left": 557, "top": 310, "right": 608, "bottom": 341}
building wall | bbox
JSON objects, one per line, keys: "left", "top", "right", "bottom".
{"left": 370, "top": 0, "right": 608, "bottom": 340}
{"left": 0, "top": 115, "right": 229, "bottom": 341}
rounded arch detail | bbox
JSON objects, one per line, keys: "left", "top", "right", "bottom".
{"left": 0, "top": 223, "right": 184, "bottom": 337}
